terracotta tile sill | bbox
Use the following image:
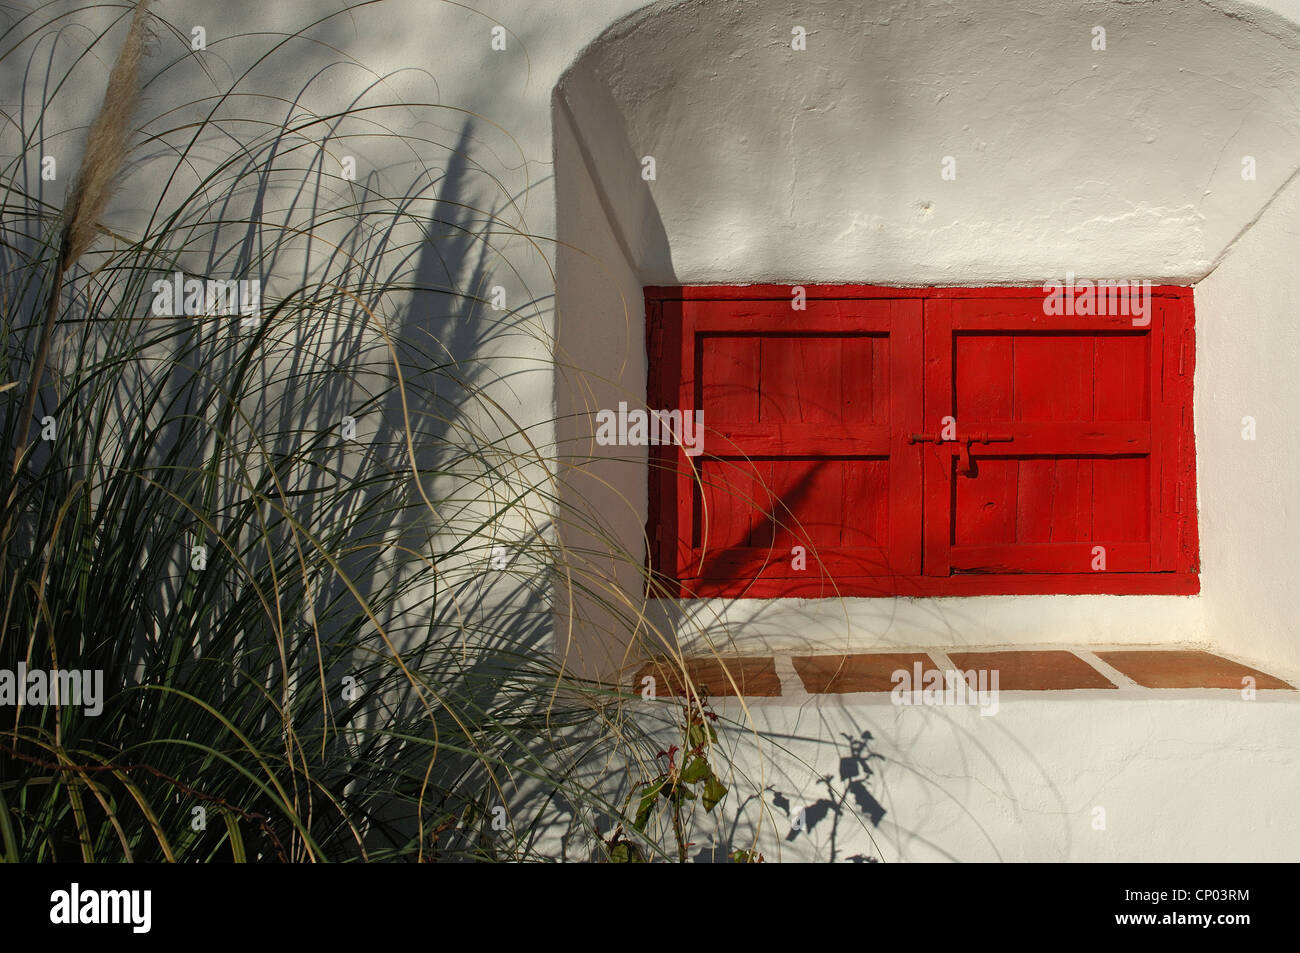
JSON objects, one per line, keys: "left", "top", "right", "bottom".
{"left": 947, "top": 650, "right": 1116, "bottom": 690}
{"left": 792, "top": 652, "right": 938, "bottom": 694}
{"left": 1096, "top": 650, "right": 1292, "bottom": 690}
{"left": 632, "top": 649, "right": 1294, "bottom": 699}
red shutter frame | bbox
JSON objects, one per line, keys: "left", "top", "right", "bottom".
{"left": 645, "top": 285, "right": 1199, "bottom": 598}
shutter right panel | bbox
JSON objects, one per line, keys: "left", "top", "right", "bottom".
{"left": 944, "top": 298, "right": 1160, "bottom": 575}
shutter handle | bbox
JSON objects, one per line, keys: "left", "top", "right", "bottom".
{"left": 909, "top": 432, "right": 1013, "bottom": 475}
{"left": 957, "top": 432, "right": 1014, "bottom": 476}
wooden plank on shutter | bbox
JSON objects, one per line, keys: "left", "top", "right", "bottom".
{"left": 707, "top": 423, "right": 889, "bottom": 456}
{"left": 922, "top": 298, "right": 953, "bottom": 576}
{"left": 952, "top": 542, "right": 1152, "bottom": 573}
{"left": 1177, "top": 292, "right": 1200, "bottom": 572}
{"left": 889, "top": 299, "right": 924, "bottom": 575}
{"left": 938, "top": 421, "right": 1150, "bottom": 454}
{"left": 672, "top": 299, "right": 698, "bottom": 588}
{"left": 1151, "top": 298, "right": 1179, "bottom": 571}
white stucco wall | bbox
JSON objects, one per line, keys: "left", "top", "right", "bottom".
{"left": 560, "top": 0, "right": 1300, "bottom": 284}
{"left": 1195, "top": 171, "right": 1300, "bottom": 674}
{"left": 553, "top": 98, "right": 651, "bottom": 676}
{"left": 554, "top": 0, "right": 1300, "bottom": 673}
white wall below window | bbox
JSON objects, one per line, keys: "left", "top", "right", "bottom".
{"left": 704, "top": 689, "right": 1300, "bottom": 862}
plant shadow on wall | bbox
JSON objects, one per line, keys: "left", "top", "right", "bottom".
{"left": 686, "top": 729, "right": 887, "bottom": 863}
{"left": 0, "top": 0, "right": 751, "bottom": 863}
{"left": 773, "top": 730, "right": 886, "bottom": 863}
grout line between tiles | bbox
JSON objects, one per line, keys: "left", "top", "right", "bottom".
{"left": 1075, "top": 649, "right": 1144, "bottom": 689}
{"left": 772, "top": 655, "right": 806, "bottom": 697}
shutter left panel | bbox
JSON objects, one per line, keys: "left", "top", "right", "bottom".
{"left": 673, "top": 297, "right": 921, "bottom": 597}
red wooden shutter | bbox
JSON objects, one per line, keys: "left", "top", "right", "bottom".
{"left": 650, "top": 297, "right": 922, "bottom": 596}
{"left": 925, "top": 295, "right": 1191, "bottom": 578}
{"left": 645, "top": 286, "right": 1198, "bottom": 597}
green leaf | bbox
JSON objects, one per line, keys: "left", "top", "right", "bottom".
{"left": 608, "top": 839, "right": 646, "bottom": 863}
{"left": 634, "top": 780, "right": 664, "bottom": 830}
{"left": 703, "top": 775, "right": 728, "bottom": 812}
{"left": 680, "top": 756, "right": 710, "bottom": 784}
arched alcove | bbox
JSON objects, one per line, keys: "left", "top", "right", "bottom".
{"left": 552, "top": 0, "right": 1300, "bottom": 680}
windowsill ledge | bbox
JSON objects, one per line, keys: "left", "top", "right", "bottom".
{"left": 633, "top": 648, "right": 1294, "bottom": 700}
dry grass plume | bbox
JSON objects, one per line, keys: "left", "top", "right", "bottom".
{"left": 10, "top": 0, "right": 153, "bottom": 477}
